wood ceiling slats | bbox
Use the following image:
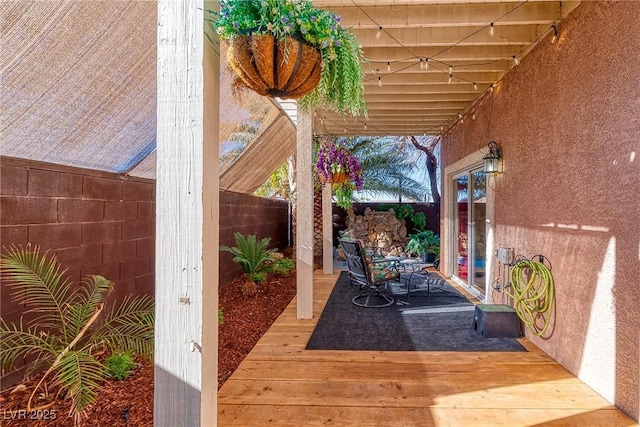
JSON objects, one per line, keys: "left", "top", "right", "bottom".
{"left": 312, "top": 0, "right": 581, "bottom": 136}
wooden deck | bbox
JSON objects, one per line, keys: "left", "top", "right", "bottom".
{"left": 218, "top": 272, "right": 637, "bottom": 426}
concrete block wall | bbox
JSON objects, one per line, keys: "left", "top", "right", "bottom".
{"left": 219, "top": 190, "right": 289, "bottom": 286}
{"left": 0, "top": 158, "right": 290, "bottom": 383}
{"left": 0, "top": 157, "right": 155, "bottom": 321}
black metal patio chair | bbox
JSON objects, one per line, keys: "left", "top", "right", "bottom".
{"left": 338, "top": 237, "right": 399, "bottom": 308}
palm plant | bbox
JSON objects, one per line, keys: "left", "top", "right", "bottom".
{"left": 220, "top": 232, "right": 274, "bottom": 296}
{"left": 345, "top": 136, "right": 428, "bottom": 201}
{"left": 0, "top": 244, "right": 154, "bottom": 424}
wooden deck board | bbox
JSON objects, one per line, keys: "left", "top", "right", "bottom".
{"left": 218, "top": 271, "right": 638, "bottom": 426}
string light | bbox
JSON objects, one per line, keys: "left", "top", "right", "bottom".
{"left": 458, "top": 113, "right": 463, "bottom": 123}
{"left": 350, "top": 4, "right": 563, "bottom": 135}
{"left": 364, "top": 123, "right": 367, "bottom": 130}
{"left": 472, "top": 112, "right": 476, "bottom": 120}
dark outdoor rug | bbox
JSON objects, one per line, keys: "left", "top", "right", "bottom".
{"left": 306, "top": 271, "right": 526, "bottom": 352}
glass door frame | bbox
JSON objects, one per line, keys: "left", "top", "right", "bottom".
{"left": 442, "top": 150, "right": 495, "bottom": 303}
{"left": 452, "top": 168, "right": 487, "bottom": 299}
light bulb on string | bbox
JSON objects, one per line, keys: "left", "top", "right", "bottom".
{"left": 512, "top": 55, "right": 519, "bottom": 66}
{"left": 448, "top": 65, "right": 453, "bottom": 74}
{"left": 473, "top": 82, "right": 478, "bottom": 91}
{"left": 376, "top": 26, "right": 382, "bottom": 40}
{"left": 458, "top": 113, "right": 463, "bottom": 124}
{"left": 489, "top": 22, "right": 495, "bottom": 37}
{"left": 472, "top": 112, "right": 476, "bottom": 120}
{"left": 489, "top": 84, "right": 494, "bottom": 92}
{"left": 378, "top": 77, "right": 382, "bottom": 87}
{"left": 419, "top": 59, "right": 424, "bottom": 70}
{"left": 364, "top": 123, "right": 367, "bottom": 130}
{"left": 448, "top": 74, "right": 453, "bottom": 85}
{"left": 440, "top": 124, "right": 444, "bottom": 133}
{"left": 387, "top": 62, "right": 391, "bottom": 72}
{"left": 424, "top": 58, "right": 429, "bottom": 70}
{"left": 551, "top": 23, "right": 558, "bottom": 44}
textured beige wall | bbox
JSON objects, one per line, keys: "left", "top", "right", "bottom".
{"left": 442, "top": 2, "right": 639, "bottom": 421}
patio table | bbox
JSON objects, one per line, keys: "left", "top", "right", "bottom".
{"left": 399, "top": 270, "right": 439, "bottom": 304}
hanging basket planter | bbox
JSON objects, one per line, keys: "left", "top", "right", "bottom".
{"left": 331, "top": 172, "right": 349, "bottom": 184}
{"left": 226, "top": 34, "right": 322, "bottom": 99}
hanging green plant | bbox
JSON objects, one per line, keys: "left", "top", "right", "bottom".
{"left": 208, "top": 0, "right": 367, "bottom": 117}
{"left": 315, "top": 138, "right": 363, "bottom": 209}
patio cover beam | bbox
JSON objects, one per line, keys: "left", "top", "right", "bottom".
{"left": 296, "top": 110, "right": 314, "bottom": 319}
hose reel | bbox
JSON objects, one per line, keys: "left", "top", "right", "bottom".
{"left": 505, "top": 256, "right": 554, "bottom": 337}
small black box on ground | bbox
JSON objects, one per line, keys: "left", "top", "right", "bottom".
{"left": 473, "top": 304, "right": 522, "bottom": 338}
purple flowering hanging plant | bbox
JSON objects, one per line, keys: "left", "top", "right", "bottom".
{"left": 316, "top": 139, "right": 363, "bottom": 209}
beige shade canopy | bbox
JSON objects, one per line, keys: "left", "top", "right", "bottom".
{"left": 2, "top": 1, "right": 580, "bottom": 187}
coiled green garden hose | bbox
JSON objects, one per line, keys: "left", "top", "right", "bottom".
{"left": 506, "top": 259, "right": 554, "bottom": 336}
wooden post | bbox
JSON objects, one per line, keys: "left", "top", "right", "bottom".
{"left": 322, "top": 185, "right": 333, "bottom": 274}
{"left": 155, "top": 1, "right": 219, "bottom": 425}
{"left": 296, "top": 109, "right": 313, "bottom": 319}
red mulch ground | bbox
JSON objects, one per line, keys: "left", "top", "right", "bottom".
{"left": 0, "top": 272, "right": 297, "bottom": 426}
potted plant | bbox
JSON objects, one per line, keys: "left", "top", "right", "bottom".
{"left": 316, "top": 138, "right": 363, "bottom": 209}
{"left": 405, "top": 230, "right": 440, "bottom": 262}
{"left": 209, "top": 0, "right": 366, "bottom": 116}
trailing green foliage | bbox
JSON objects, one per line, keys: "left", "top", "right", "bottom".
{"left": 334, "top": 181, "right": 356, "bottom": 210}
{"left": 218, "top": 308, "right": 224, "bottom": 324}
{"left": 0, "top": 244, "right": 154, "bottom": 420}
{"left": 210, "top": 0, "right": 366, "bottom": 116}
{"left": 105, "top": 351, "right": 136, "bottom": 380}
{"left": 220, "top": 232, "right": 274, "bottom": 284}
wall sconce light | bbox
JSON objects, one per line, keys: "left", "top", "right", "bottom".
{"left": 483, "top": 141, "right": 502, "bottom": 174}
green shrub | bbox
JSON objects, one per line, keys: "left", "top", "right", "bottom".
{"left": 411, "top": 212, "right": 427, "bottom": 231}
{"left": 218, "top": 308, "right": 224, "bottom": 324}
{"left": 221, "top": 232, "right": 274, "bottom": 295}
{"left": 0, "top": 244, "right": 154, "bottom": 422}
{"left": 106, "top": 351, "right": 136, "bottom": 380}
{"left": 405, "top": 230, "right": 440, "bottom": 257}
{"left": 271, "top": 258, "right": 295, "bottom": 277}
{"left": 375, "top": 203, "right": 427, "bottom": 231}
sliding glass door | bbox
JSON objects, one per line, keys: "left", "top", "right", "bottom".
{"left": 453, "top": 169, "right": 487, "bottom": 297}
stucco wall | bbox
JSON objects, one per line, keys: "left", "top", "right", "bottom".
{"left": 441, "top": 2, "right": 639, "bottom": 420}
